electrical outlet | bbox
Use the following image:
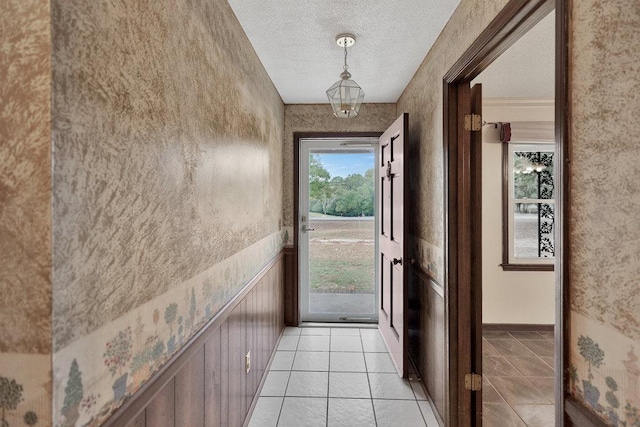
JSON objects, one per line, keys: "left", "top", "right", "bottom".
{"left": 245, "top": 351, "right": 251, "bottom": 374}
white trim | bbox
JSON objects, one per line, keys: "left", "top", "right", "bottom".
{"left": 507, "top": 143, "right": 555, "bottom": 265}
{"left": 483, "top": 97, "right": 554, "bottom": 109}
{"left": 483, "top": 97, "right": 555, "bottom": 124}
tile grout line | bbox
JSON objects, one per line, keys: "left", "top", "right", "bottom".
{"left": 411, "top": 378, "right": 430, "bottom": 426}
{"left": 361, "top": 328, "right": 379, "bottom": 427}
{"left": 326, "top": 330, "right": 331, "bottom": 427}
{"left": 515, "top": 336, "right": 556, "bottom": 371}
{"left": 274, "top": 330, "right": 301, "bottom": 426}
{"left": 508, "top": 334, "right": 557, "bottom": 405}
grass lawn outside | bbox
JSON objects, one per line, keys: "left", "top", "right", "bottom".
{"left": 308, "top": 217, "right": 375, "bottom": 294}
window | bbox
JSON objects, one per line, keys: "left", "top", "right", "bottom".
{"left": 502, "top": 143, "right": 555, "bottom": 271}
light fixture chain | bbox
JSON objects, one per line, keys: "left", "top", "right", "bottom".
{"left": 343, "top": 40, "right": 348, "bottom": 71}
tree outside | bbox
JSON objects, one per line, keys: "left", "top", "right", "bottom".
{"left": 309, "top": 154, "right": 374, "bottom": 217}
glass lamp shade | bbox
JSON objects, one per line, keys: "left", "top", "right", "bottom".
{"left": 326, "top": 74, "right": 365, "bottom": 118}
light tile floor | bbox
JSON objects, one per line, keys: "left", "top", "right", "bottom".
{"left": 248, "top": 326, "right": 439, "bottom": 427}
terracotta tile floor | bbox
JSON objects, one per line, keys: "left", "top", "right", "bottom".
{"left": 483, "top": 330, "right": 556, "bottom": 427}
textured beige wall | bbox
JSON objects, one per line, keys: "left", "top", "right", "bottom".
{"left": 49, "top": 0, "right": 285, "bottom": 424}
{"left": 569, "top": 0, "right": 640, "bottom": 342}
{"left": 0, "top": 0, "right": 53, "bottom": 425}
{"left": 397, "top": 0, "right": 509, "bottom": 280}
{"left": 283, "top": 103, "right": 397, "bottom": 229}
{"left": 51, "top": 0, "right": 284, "bottom": 350}
{"left": 568, "top": 0, "right": 640, "bottom": 423}
{"left": 0, "top": 0, "right": 52, "bottom": 355}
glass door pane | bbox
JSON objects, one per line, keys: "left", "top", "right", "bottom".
{"left": 299, "top": 139, "right": 378, "bottom": 322}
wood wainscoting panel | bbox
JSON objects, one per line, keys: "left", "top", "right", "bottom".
{"left": 103, "top": 252, "right": 286, "bottom": 427}
{"left": 228, "top": 299, "right": 246, "bottom": 427}
{"left": 409, "top": 262, "right": 446, "bottom": 426}
{"left": 145, "top": 378, "right": 174, "bottom": 427}
{"left": 204, "top": 327, "right": 222, "bottom": 426}
{"left": 124, "top": 411, "right": 145, "bottom": 427}
{"left": 175, "top": 347, "right": 205, "bottom": 427}
{"left": 220, "top": 321, "right": 230, "bottom": 427}
{"left": 247, "top": 288, "right": 257, "bottom": 407}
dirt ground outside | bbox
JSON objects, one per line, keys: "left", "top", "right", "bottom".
{"left": 308, "top": 217, "right": 375, "bottom": 294}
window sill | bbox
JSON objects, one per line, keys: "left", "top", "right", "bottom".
{"left": 500, "top": 263, "right": 554, "bottom": 272}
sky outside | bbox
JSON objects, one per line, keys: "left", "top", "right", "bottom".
{"left": 314, "top": 152, "right": 375, "bottom": 178}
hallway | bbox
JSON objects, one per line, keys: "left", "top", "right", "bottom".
{"left": 3, "top": 0, "right": 639, "bottom": 425}
{"left": 248, "top": 326, "right": 438, "bottom": 426}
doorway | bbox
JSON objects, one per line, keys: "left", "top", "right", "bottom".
{"left": 472, "top": 11, "right": 557, "bottom": 426}
{"left": 442, "top": 0, "right": 568, "bottom": 425}
{"left": 298, "top": 138, "right": 379, "bottom": 323}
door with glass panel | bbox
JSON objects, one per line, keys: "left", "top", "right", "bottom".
{"left": 299, "top": 138, "right": 379, "bottom": 323}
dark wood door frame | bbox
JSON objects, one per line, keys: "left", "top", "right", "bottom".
{"left": 442, "top": 0, "right": 568, "bottom": 425}
{"left": 289, "top": 132, "right": 383, "bottom": 326}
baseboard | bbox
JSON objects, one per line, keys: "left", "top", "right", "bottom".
{"left": 565, "top": 396, "right": 607, "bottom": 426}
{"left": 483, "top": 323, "right": 554, "bottom": 332}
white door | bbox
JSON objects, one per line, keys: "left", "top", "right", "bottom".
{"left": 378, "top": 114, "right": 408, "bottom": 377}
{"left": 299, "top": 138, "right": 379, "bottom": 323}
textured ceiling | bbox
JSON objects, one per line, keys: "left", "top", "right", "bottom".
{"left": 227, "top": 0, "right": 461, "bottom": 104}
{"left": 473, "top": 12, "right": 555, "bottom": 98}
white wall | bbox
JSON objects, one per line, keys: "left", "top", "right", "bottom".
{"left": 481, "top": 99, "right": 555, "bottom": 325}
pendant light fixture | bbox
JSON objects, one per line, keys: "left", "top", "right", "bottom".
{"left": 326, "top": 34, "right": 365, "bottom": 118}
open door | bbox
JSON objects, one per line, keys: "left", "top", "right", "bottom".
{"left": 454, "top": 82, "right": 484, "bottom": 425}
{"left": 469, "top": 83, "right": 483, "bottom": 424}
{"left": 378, "top": 113, "right": 409, "bottom": 377}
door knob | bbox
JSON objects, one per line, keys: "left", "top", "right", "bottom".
{"left": 302, "top": 227, "right": 315, "bottom": 233}
{"left": 392, "top": 258, "right": 403, "bottom": 265}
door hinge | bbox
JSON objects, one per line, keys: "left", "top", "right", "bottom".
{"left": 464, "top": 114, "right": 482, "bottom": 131}
{"left": 464, "top": 373, "right": 482, "bottom": 391}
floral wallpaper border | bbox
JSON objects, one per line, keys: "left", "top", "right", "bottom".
{"left": 51, "top": 229, "right": 287, "bottom": 426}
{"left": 571, "top": 311, "right": 640, "bottom": 426}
